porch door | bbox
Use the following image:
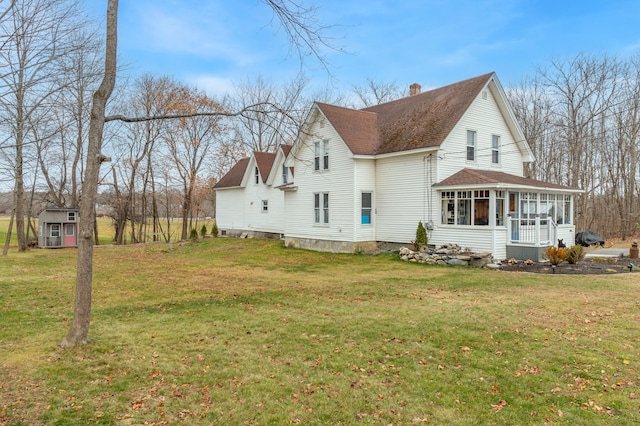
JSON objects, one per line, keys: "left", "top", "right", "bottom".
{"left": 509, "top": 192, "right": 519, "bottom": 240}
{"left": 64, "top": 223, "right": 76, "bottom": 246}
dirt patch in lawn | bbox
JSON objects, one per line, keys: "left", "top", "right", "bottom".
{"left": 499, "top": 256, "right": 640, "bottom": 274}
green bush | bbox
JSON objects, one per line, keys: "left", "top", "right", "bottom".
{"left": 200, "top": 224, "right": 207, "bottom": 238}
{"left": 543, "top": 246, "right": 566, "bottom": 265}
{"left": 415, "top": 221, "right": 428, "bottom": 249}
{"left": 565, "top": 245, "right": 585, "bottom": 264}
{"left": 212, "top": 222, "right": 219, "bottom": 237}
{"left": 189, "top": 228, "right": 199, "bottom": 241}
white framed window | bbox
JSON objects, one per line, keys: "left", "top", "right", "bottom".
{"left": 457, "top": 191, "right": 471, "bottom": 225}
{"left": 314, "top": 140, "right": 329, "bottom": 171}
{"left": 50, "top": 224, "right": 60, "bottom": 238}
{"left": 323, "top": 140, "right": 329, "bottom": 170}
{"left": 473, "top": 190, "right": 489, "bottom": 226}
{"left": 442, "top": 190, "right": 499, "bottom": 226}
{"left": 65, "top": 223, "right": 75, "bottom": 236}
{"left": 262, "top": 200, "right": 268, "bottom": 212}
{"left": 282, "top": 165, "right": 288, "bottom": 184}
{"left": 492, "top": 135, "right": 500, "bottom": 164}
{"left": 495, "top": 191, "right": 505, "bottom": 226}
{"left": 67, "top": 211, "right": 76, "bottom": 221}
{"left": 361, "top": 192, "right": 372, "bottom": 224}
{"left": 254, "top": 166, "right": 259, "bottom": 184}
{"left": 466, "top": 130, "right": 476, "bottom": 161}
{"left": 314, "top": 192, "right": 329, "bottom": 224}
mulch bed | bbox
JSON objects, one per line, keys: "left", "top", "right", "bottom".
{"left": 499, "top": 257, "right": 640, "bottom": 274}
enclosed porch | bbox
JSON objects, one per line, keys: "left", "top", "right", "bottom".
{"left": 433, "top": 169, "right": 582, "bottom": 260}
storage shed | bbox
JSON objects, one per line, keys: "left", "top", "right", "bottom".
{"left": 37, "top": 208, "right": 79, "bottom": 248}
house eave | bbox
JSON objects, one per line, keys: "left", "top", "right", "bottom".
{"left": 434, "top": 182, "right": 583, "bottom": 194}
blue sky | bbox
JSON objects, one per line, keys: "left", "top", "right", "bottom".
{"left": 87, "top": 0, "right": 640, "bottom": 97}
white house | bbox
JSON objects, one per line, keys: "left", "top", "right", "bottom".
{"left": 215, "top": 73, "right": 581, "bottom": 260}
{"left": 214, "top": 145, "right": 292, "bottom": 237}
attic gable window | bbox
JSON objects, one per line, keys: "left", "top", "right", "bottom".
{"left": 466, "top": 130, "right": 476, "bottom": 162}
{"left": 67, "top": 211, "right": 76, "bottom": 222}
{"left": 254, "top": 166, "right": 259, "bottom": 184}
{"left": 282, "top": 165, "right": 288, "bottom": 184}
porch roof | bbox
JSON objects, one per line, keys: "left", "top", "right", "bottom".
{"left": 433, "top": 168, "right": 582, "bottom": 193}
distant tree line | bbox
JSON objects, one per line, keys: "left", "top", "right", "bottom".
{"left": 1, "top": 1, "right": 638, "bottom": 252}
{"left": 508, "top": 54, "right": 640, "bottom": 240}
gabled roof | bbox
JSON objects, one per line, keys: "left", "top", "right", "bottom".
{"left": 363, "top": 72, "right": 494, "bottom": 155}
{"left": 315, "top": 103, "right": 378, "bottom": 155}
{"left": 213, "top": 157, "right": 249, "bottom": 189}
{"left": 434, "top": 168, "right": 581, "bottom": 192}
{"left": 254, "top": 152, "right": 276, "bottom": 183}
{"left": 313, "top": 73, "right": 497, "bottom": 156}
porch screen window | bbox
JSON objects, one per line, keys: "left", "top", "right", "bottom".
{"left": 473, "top": 190, "right": 489, "bottom": 225}
{"left": 361, "top": 192, "right": 372, "bottom": 224}
{"left": 495, "top": 191, "right": 505, "bottom": 226}
{"left": 466, "top": 130, "right": 476, "bottom": 161}
{"left": 520, "top": 192, "right": 537, "bottom": 224}
{"left": 441, "top": 191, "right": 455, "bottom": 224}
{"left": 50, "top": 224, "right": 60, "bottom": 237}
{"left": 491, "top": 135, "right": 500, "bottom": 164}
{"left": 314, "top": 192, "right": 329, "bottom": 224}
{"left": 457, "top": 191, "right": 471, "bottom": 225}
{"left": 563, "top": 195, "right": 571, "bottom": 224}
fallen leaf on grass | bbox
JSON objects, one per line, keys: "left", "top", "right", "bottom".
{"left": 491, "top": 400, "right": 507, "bottom": 412}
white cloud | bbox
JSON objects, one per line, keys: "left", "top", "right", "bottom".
{"left": 188, "top": 75, "right": 236, "bottom": 97}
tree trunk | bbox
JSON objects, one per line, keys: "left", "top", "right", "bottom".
{"left": 60, "top": 0, "right": 118, "bottom": 348}
{"left": 2, "top": 208, "right": 15, "bottom": 256}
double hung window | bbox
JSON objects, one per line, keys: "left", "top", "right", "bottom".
{"left": 314, "top": 193, "right": 329, "bottom": 224}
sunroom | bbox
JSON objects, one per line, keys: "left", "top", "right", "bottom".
{"left": 434, "top": 169, "right": 582, "bottom": 260}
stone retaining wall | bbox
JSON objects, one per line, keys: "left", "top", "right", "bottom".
{"left": 399, "top": 243, "right": 495, "bottom": 268}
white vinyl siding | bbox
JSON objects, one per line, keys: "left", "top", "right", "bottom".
{"left": 438, "top": 85, "right": 523, "bottom": 180}
{"left": 284, "top": 111, "right": 354, "bottom": 242}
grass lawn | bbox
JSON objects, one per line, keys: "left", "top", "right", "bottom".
{"left": 1, "top": 238, "right": 639, "bottom": 425}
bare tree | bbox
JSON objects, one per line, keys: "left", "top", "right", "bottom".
{"left": 0, "top": 0, "right": 83, "bottom": 251}
{"left": 351, "top": 77, "right": 404, "bottom": 108}
{"left": 60, "top": 0, "right": 335, "bottom": 347}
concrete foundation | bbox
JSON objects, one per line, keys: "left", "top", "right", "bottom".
{"left": 284, "top": 237, "right": 379, "bottom": 253}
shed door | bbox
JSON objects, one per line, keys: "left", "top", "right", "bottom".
{"left": 63, "top": 223, "right": 76, "bottom": 246}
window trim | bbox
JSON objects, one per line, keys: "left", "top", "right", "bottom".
{"left": 314, "top": 140, "right": 329, "bottom": 171}
{"left": 491, "top": 134, "right": 501, "bottom": 164}
{"left": 67, "top": 211, "right": 76, "bottom": 222}
{"left": 466, "top": 130, "right": 476, "bottom": 162}
{"left": 50, "top": 224, "right": 60, "bottom": 238}
{"left": 314, "top": 192, "right": 329, "bottom": 224}
{"left": 262, "top": 199, "right": 269, "bottom": 213}
{"left": 361, "top": 191, "right": 372, "bottom": 225}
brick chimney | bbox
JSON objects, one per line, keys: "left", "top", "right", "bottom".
{"left": 410, "top": 83, "right": 421, "bottom": 96}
